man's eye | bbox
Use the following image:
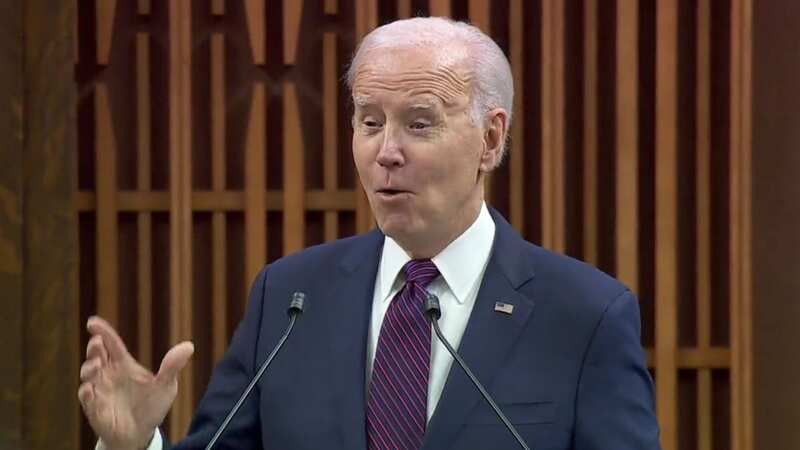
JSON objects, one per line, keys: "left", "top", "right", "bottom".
{"left": 409, "top": 121, "right": 430, "bottom": 130}
{"left": 362, "top": 119, "right": 382, "bottom": 128}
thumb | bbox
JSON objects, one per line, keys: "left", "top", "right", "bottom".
{"left": 155, "top": 341, "right": 195, "bottom": 384}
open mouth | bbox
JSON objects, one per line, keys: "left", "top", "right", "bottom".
{"left": 376, "top": 189, "right": 410, "bottom": 198}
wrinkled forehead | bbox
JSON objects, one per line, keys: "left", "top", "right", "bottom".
{"left": 351, "top": 45, "right": 474, "bottom": 108}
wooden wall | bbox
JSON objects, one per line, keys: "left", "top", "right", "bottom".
{"left": 0, "top": 1, "right": 80, "bottom": 450}
{"left": 752, "top": 1, "right": 800, "bottom": 449}
{"left": 71, "top": 1, "right": 753, "bottom": 449}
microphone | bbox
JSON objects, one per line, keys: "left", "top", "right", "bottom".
{"left": 204, "top": 291, "right": 307, "bottom": 450}
{"left": 424, "top": 293, "right": 531, "bottom": 450}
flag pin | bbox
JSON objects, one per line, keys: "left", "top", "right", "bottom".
{"left": 494, "top": 302, "right": 514, "bottom": 315}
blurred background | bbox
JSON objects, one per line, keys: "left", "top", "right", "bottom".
{"left": 1, "top": 1, "right": 798, "bottom": 449}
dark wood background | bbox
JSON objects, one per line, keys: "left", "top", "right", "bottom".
{"left": 4, "top": 0, "right": 782, "bottom": 449}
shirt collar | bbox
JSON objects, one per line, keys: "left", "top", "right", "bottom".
{"left": 378, "top": 202, "right": 496, "bottom": 304}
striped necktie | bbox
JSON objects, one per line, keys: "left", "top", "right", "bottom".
{"left": 366, "top": 259, "right": 440, "bottom": 450}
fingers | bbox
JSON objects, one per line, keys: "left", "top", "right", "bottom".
{"left": 86, "top": 335, "right": 109, "bottom": 366}
{"left": 78, "top": 381, "right": 95, "bottom": 406}
{"left": 87, "top": 316, "right": 130, "bottom": 363}
{"left": 155, "top": 341, "right": 195, "bottom": 385}
{"left": 80, "top": 357, "right": 102, "bottom": 382}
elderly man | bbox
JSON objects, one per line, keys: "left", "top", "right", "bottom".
{"left": 79, "top": 17, "right": 660, "bottom": 450}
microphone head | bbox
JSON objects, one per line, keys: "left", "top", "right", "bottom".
{"left": 424, "top": 292, "right": 441, "bottom": 320}
{"left": 288, "top": 291, "right": 306, "bottom": 316}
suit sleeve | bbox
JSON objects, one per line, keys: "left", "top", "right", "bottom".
{"left": 163, "top": 267, "right": 269, "bottom": 450}
{"left": 573, "top": 290, "right": 661, "bottom": 450}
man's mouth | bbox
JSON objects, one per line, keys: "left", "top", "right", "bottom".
{"left": 376, "top": 188, "right": 410, "bottom": 198}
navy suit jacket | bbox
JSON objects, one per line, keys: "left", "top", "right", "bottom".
{"left": 168, "top": 209, "right": 660, "bottom": 449}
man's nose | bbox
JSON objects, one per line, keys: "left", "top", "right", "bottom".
{"left": 376, "top": 127, "right": 404, "bottom": 168}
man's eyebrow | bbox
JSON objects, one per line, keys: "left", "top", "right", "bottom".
{"left": 353, "top": 96, "right": 372, "bottom": 107}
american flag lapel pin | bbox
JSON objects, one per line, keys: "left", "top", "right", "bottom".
{"left": 494, "top": 301, "right": 514, "bottom": 315}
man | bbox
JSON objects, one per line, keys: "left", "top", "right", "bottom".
{"left": 79, "top": 17, "right": 660, "bottom": 450}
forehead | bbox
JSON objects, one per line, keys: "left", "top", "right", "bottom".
{"left": 351, "top": 45, "right": 473, "bottom": 108}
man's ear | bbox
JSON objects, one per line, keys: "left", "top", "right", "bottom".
{"left": 479, "top": 108, "right": 509, "bottom": 172}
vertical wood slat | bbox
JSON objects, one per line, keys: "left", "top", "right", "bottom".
{"left": 95, "top": 85, "right": 119, "bottom": 327}
{"left": 467, "top": 0, "right": 493, "bottom": 204}
{"left": 168, "top": 0, "right": 194, "bottom": 439}
{"left": 429, "top": 0, "right": 451, "bottom": 17}
{"left": 616, "top": 0, "right": 639, "bottom": 291}
{"left": 323, "top": 32, "right": 339, "bottom": 242}
{"left": 283, "top": 0, "right": 303, "bottom": 66}
{"left": 211, "top": 0, "right": 224, "bottom": 15}
{"left": 655, "top": 1, "right": 678, "bottom": 449}
{"left": 541, "top": 0, "right": 566, "bottom": 252}
{"left": 211, "top": 33, "right": 228, "bottom": 360}
{"left": 96, "top": 0, "right": 116, "bottom": 64}
{"left": 138, "top": 0, "right": 151, "bottom": 15}
{"left": 245, "top": 83, "right": 266, "bottom": 293}
{"left": 397, "top": 0, "right": 411, "bottom": 18}
{"left": 695, "top": 1, "right": 712, "bottom": 449}
{"left": 730, "top": 0, "right": 754, "bottom": 449}
{"left": 136, "top": 32, "right": 153, "bottom": 368}
{"left": 244, "top": 0, "right": 265, "bottom": 64}
{"left": 355, "top": 0, "right": 377, "bottom": 234}
{"left": 508, "top": 0, "right": 524, "bottom": 231}
{"left": 324, "top": 0, "right": 337, "bottom": 15}
{"left": 469, "top": 0, "right": 491, "bottom": 33}
{"left": 283, "top": 81, "right": 306, "bottom": 254}
{"left": 582, "top": 0, "right": 598, "bottom": 265}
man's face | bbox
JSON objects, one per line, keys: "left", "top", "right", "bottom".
{"left": 351, "top": 45, "right": 488, "bottom": 254}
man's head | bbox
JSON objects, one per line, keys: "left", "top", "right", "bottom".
{"left": 348, "top": 17, "right": 513, "bottom": 257}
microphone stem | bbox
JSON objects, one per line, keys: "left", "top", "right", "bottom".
{"left": 205, "top": 313, "right": 299, "bottom": 450}
{"left": 430, "top": 317, "right": 531, "bottom": 450}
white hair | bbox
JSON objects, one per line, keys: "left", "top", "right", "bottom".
{"left": 346, "top": 17, "right": 514, "bottom": 130}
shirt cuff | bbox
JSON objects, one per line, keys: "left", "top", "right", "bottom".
{"left": 95, "top": 429, "right": 162, "bottom": 450}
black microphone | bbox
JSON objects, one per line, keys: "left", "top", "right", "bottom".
{"left": 204, "top": 291, "right": 307, "bottom": 450}
{"left": 424, "top": 293, "right": 531, "bottom": 450}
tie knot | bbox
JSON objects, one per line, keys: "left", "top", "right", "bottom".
{"left": 402, "top": 259, "right": 439, "bottom": 287}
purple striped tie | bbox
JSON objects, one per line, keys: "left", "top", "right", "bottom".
{"left": 366, "top": 259, "right": 439, "bottom": 450}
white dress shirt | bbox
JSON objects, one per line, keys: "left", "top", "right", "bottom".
{"left": 367, "top": 202, "right": 495, "bottom": 420}
{"left": 100, "top": 202, "right": 495, "bottom": 450}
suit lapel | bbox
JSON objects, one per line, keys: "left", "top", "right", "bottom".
{"left": 422, "top": 210, "right": 536, "bottom": 450}
{"left": 325, "top": 230, "right": 384, "bottom": 450}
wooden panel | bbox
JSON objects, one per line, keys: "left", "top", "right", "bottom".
{"left": 469, "top": 0, "right": 491, "bottom": 33}
{"left": 210, "top": 33, "right": 228, "bottom": 361}
{"left": 323, "top": 32, "right": 339, "bottom": 242}
{"left": 730, "top": 0, "right": 754, "bottom": 448}
{"left": 136, "top": 32, "right": 153, "bottom": 368}
{"left": 211, "top": 0, "right": 224, "bottom": 16}
{"left": 138, "top": 0, "right": 151, "bottom": 15}
{"left": 397, "top": 0, "right": 411, "bottom": 18}
{"left": 582, "top": 0, "right": 598, "bottom": 266}
{"left": 508, "top": 0, "right": 524, "bottom": 231}
{"left": 354, "top": 0, "right": 377, "bottom": 234}
{"left": 16, "top": 1, "right": 80, "bottom": 449}
{"left": 283, "top": 0, "right": 303, "bottom": 66}
{"left": 168, "top": 0, "right": 194, "bottom": 438}
{"left": 96, "top": 0, "right": 116, "bottom": 64}
{"left": 616, "top": 0, "right": 638, "bottom": 291}
{"left": 244, "top": 0, "right": 265, "bottom": 64}
{"left": 245, "top": 82, "right": 266, "bottom": 291}
{"left": 95, "top": 85, "right": 119, "bottom": 327}
{"left": 283, "top": 81, "right": 305, "bottom": 254}
{"left": 0, "top": 1, "right": 24, "bottom": 446}
{"left": 324, "top": 0, "right": 337, "bottom": 15}
{"left": 541, "top": 0, "right": 566, "bottom": 252}
{"left": 429, "top": 0, "right": 451, "bottom": 17}
{"left": 696, "top": 2, "right": 712, "bottom": 449}
{"left": 655, "top": 1, "right": 678, "bottom": 449}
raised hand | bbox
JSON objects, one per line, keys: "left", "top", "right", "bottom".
{"left": 78, "top": 316, "right": 194, "bottom": 450}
